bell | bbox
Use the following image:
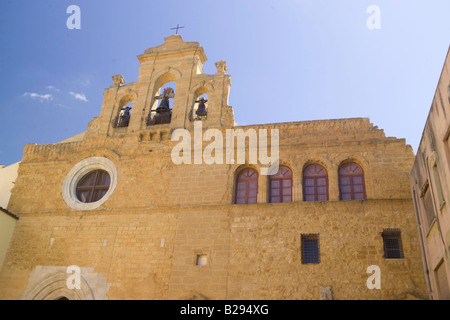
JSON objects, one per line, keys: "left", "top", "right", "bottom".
{"left": 195, "top": 98, "right": 207, "bottom": 117}
{"left": 156, "top": 98, "right": 170, "bottom": 113}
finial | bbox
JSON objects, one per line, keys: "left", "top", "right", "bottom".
{"left": 170, "top": 24, "right": 185, "bottom": 35}
{"left": 112, "top": 74, "right": 125, "bottom": 87}
{"left": 215, "top": 60, "right": 228, "bottom": 73}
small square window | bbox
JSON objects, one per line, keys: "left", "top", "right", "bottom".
{"left": 301, "top": 234, "right": 320, "bottom": 264}
{"left": 196, "top": 254, "right": 208, "bottom": 266}
{"left": 382, "top": 229, "right": 404, "bottom": 259}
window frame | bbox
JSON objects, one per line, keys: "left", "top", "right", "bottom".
{"left": 432, "top": 164, "right": 446, "bottom": 210}
{"left": 382, "top": 229, "right": 404, "bottom": 259}
{"left": 338, "top": 162, "right": 366, "bottom": 200}
{"left": 75, "top": 169, "right": 111, "bottom": 203}
{"left": 62, "top": 157, "right": 118, "bottom": 211}
{"left": 421, "top": 182, "right": 437, "bottom": 230}
{"left": 234, "top": 168, "right": 259, "bottom": 204}
{"left": 302, "top": 164, "right": 329, "bottom": 202}
{"left": 301, "top": 233, "right": 320, "bottom": 264}
{"left": 434, "top": 259, "right": 450, "bottom": 300}
{"left": 269, "top": 166, "right": 293, "bottom": 203}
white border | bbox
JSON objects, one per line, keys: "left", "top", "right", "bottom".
{"left": 62, "top": 157, "right": 118, "bottom": 210}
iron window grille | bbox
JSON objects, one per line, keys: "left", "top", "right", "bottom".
{"left": 382, "top": 228, "right": 404, "bottom": 259}
{"left": 301, "top": 233, "right": 320, "bottom": 264}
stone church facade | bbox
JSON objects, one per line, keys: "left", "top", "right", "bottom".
{"left": 0, "top": 35, "right": 428, "bottom": 300}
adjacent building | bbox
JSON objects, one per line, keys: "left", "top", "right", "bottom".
{"left": 410, "top": 47, "right": 450, "bottom": 300}
{"left": 0, "top": 162, "right": 20, "bottom": 272}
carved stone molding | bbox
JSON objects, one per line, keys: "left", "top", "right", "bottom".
{"left": 21, "top": 266, "right": 110, "bottom": 300}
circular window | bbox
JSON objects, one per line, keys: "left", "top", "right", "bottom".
{"left": 76, "top": 170, "right": 111, "bottom": 203}
{"left": 62, "top": 157, "right": 118, "bottom": 210}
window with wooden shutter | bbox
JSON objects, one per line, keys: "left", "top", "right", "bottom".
{"left": 269, "top": 166, "right": 292, "bottom": 203}
{"left": 301, "top": 234, "right": 320, "bottom": 264}
{"left": 235, "top": 168, "right": 258, "bottom": 204}
{"left": 382, "top": 229, "right": 404, "bottom": 259}
{"left": 303, "top": 164, "right": 328, "bottom": 202}
{"left": 339, "top": 162, "right": 366, "bottom": 200}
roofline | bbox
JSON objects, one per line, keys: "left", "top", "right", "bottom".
{"left": 0, "top": 207, "right": 19, "bottom": 220}
{"left": 414, "top": 45, "right": 450, "bottom": 155}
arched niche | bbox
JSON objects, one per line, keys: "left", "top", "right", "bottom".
{"left": 191, "top": 90, "right": 209, "bottom": 121}
{"left": 146, "top": 71, "right": 180, "bottom": 126}
{"left": 112, "top": 89, "right": 137, "bottom": 129}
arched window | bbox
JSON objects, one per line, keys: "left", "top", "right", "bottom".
{"left": 269, "top": 166, "right": 292, "bottom": 203}
{"left": 76, "top": 169, "right": 111, "bottom": 203}
{"left": 303, "top": 164, "right": 328, "bottom": 201}
{"left": 339, "top": 162, "right": 366, "bottom": 200}
{"left": 235, "top": 168, "right": 258, "bottom": 204}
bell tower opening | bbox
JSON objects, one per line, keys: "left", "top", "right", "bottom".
{"left": 147, "top": 77, "right": 176, "bottom": 126}
{"left": 112, "top": 93, "right": 134, "bottom": 129}
{"left": 87, "top": 35, "right": 234, "bottom": 138}
{"left": 191, "top": 93, "right": 208, "bottom": 121}
{"left": 113, "top": 101, "right": 132, "bottom": 128}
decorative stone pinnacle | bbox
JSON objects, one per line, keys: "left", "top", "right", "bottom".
{"left": 112, "top": 74, "right": 125, "bottom": 86}
{"left": 215, "top": 60, "right": 228, "bottom": 73}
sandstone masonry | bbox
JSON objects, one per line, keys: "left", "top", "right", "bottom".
{"left": 0, "top": 35, "right": 428, "bottom": 300}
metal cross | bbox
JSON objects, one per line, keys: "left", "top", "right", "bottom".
{"left": 170, "top": 24, "right": 185, "bottom": 34}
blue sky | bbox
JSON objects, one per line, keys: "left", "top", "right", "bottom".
{"left": 0, "top": 0, "right": 449, "bottom": 166}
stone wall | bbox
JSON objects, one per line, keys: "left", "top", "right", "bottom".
{"left": 0, "top": 118, "right": 428, "bottom": 300}
{"left": 0, "top": 35, "right": 428, "bottom": 300}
